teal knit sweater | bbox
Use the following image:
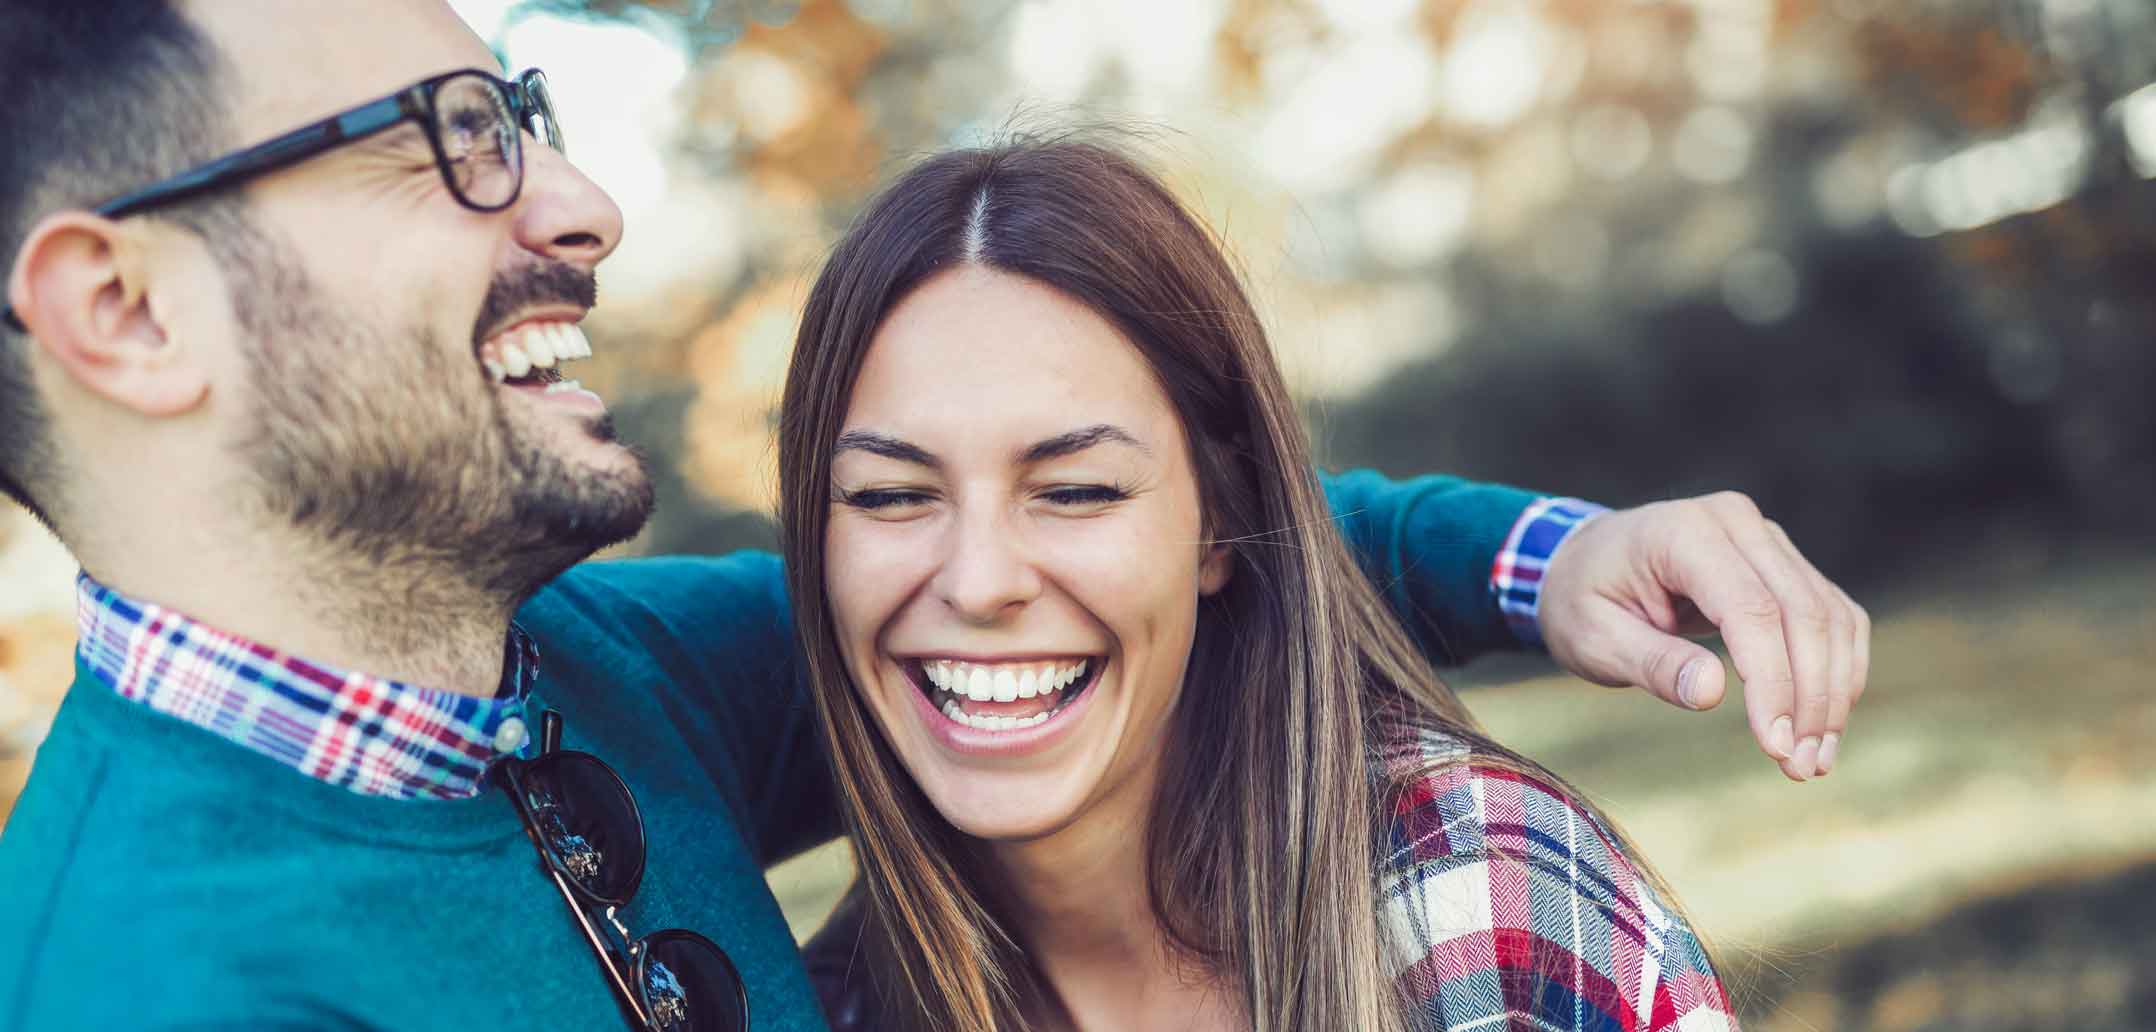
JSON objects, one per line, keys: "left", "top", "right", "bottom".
{"left": 0, "top": 471, "right": 1536, "bottom": 1029}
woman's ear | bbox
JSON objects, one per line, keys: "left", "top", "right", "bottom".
{"left": 1198, "top": 540, "right": 1234, "bottom": 596}
{"left": 9, "top": 212, "right": 207, "bottom": 418}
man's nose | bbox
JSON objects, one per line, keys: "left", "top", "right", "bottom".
{"left": 510, "top": 137, "right": 623, "bottom": 268}
{"left": 933, "top": 504, "right": 1043, "bottom": 625}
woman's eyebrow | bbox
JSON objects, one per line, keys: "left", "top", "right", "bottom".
{"left": 1020, "top": 424, "right": 1150, "bottom": 464}
{"left": 833, "top": 429, "right": 940, "bottom": 469}
{"left": 832, "top": 424, "right": 1147, "bottom": 468}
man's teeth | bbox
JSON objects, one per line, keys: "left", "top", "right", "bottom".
{"left": 484, "top": 323, "right": 595, "bottom": 384}
{"left": 542, "top": 379, "right": 585, "bottom": 395}
{"left": 924, "top": 659, "right": 1089, "bottom": 704}
{"left": 525, "top": 328, "right": 556, "bottom": 368}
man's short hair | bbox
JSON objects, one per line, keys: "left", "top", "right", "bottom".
{"left": 0, "top": 1, "right": 234, "bottom": 527}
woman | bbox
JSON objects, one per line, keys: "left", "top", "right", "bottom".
{"left": 778, "top": 137, "right": 1737, "bottom": 1031}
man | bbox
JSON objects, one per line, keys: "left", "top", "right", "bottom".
{"left": 0, "top": 1, "right": 1865, "bottom": 1028}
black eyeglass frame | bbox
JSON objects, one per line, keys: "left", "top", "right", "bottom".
{"left": 0, "top": 67, "right": 560, "bottom": 333}
{"left": 496, "top": 710, "right": 750, "bottom": 1032}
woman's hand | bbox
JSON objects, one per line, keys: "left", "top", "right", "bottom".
{"left": 1535, "top": 492, "right": 1870, "bottom": 783}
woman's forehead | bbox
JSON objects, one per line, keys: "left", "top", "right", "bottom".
{"left": 866, "top": 267, "right": 1155, "bottom": 392}
{"left": 848, "top": 268, "right": 1174, "bottom": 434}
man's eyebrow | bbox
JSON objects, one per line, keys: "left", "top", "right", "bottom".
{"left": 833, "top": 430, "right": 941, "bottom": 469}
{"left": 1020, "top": 424, "right": 1150, "bottom": 464}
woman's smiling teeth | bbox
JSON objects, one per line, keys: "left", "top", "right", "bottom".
{"left": 920, "top": 658, "right": 1092, "bottom": 731}
{"left": 479, "top": 322, "right": 596, "bottom": 385}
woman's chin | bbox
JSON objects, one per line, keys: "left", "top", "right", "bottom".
{"left": 914, "top": 769, "right": 1092, "bottom": 843}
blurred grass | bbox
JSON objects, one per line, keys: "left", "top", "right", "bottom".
{"left": 764, "top": 549, "right": 2156, "bottom": 1028}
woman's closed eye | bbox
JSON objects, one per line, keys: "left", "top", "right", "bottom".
{"left": 836, "top": 486, "right": 936, "bottom": 513}
{"left": 1037, "top": 484, "right": 1130, "bottom": 510}
{"left": 834, "top": 483, "right": 1132, "bottom": 517}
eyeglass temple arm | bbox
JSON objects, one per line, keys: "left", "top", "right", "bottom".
{"left": 0, "top": 96, "right": 419, "bottom": 336}
{"left": 97, "top": 97, "right": 415, "bottom": 220}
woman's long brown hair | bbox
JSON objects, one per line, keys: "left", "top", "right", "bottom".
{"left": 778, "top": 135, "right": 1696, "bottom": 1031}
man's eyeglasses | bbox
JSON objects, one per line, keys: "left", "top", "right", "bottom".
{"left": 1, "top": 67, "right": 560, "bottom": 333}
{"left": 498, "top": 710, "right": 750, "bottom": 1031}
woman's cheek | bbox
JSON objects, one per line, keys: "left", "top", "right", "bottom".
{"left": 1053, "top": 509, "right": 1193, "bottom": 581}
{"left": 828, "top": 518, "right": 926, "bottom": 612}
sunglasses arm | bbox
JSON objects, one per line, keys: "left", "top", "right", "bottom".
{"left": 545, "top": 862, "right": 658, "bottom": 1030}
{"left": 501, "top": 761, "right": 656, "bottom": 1031}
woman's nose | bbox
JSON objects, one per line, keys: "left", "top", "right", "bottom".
{"left": 932, "top": 504, "right": 1042, "bottom": 624}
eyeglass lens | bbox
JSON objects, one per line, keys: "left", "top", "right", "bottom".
{"left": 521, "top": 70, "right": 566, "bottom": 153}
{"left": 431, "top": 74, "right": 524, "bottom": 209}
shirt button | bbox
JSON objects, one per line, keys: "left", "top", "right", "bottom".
{"left": 493, "top": 717, "right": 530, "bottom": 754}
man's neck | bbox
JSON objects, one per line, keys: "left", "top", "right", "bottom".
{"left": 76, "top": 522, "right": 524, "bottom": 698}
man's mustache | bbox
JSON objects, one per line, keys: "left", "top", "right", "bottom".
{"left": 473, "top": 262, "right": 598, "bottom": 342}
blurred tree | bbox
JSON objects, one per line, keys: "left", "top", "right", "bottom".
{"left": 504, "top": 0, "right": 2153, "bottom": 587}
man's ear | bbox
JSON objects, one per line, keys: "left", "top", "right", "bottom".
{"left": 8, "top": 212, "right": 208, "bottom": 418}
{"left": 1199, "top": 539, "right": 1234, "bottom": 596}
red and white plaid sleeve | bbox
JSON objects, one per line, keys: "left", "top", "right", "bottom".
{"left": 1382, "top": 730, "right": 1739, "bottom": 1031}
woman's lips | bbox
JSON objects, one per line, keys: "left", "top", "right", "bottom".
{"left": 901, "top": 657, "right": 1105, "bottom": 756}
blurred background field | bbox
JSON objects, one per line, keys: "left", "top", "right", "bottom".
{"left": 4, "top": 0, "right": 2153, "bottom": 1028}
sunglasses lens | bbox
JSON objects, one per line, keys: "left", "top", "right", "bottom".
{"left": 638, "top": 930, "right": 748, "bottom": 1032}
{"left": 521, "top": 751, "right": 645, "bottom": 904}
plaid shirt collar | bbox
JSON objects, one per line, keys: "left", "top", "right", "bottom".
{"left": 74, "top": 571, "right": 538, "bottom": 801}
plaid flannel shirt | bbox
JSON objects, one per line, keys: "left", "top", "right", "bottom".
{"left": 1493, "top": 497, "right": 1608, "bottom": 648}
{"left": 74, "top": 572, "right": 537, "bottom": 800}
{"left": 1382, "top": 728, "right": 1737, "bottom": 1031}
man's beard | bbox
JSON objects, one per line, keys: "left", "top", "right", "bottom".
{"left": 219, "top": 221, "right": 655, "bottom": 601}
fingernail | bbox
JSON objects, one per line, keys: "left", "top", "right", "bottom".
{"left": 1677, "top": 659, "right": 1709, "bottom": 708}
{"left": 1817, "top": 733, "right": 1840, "bottom": 776}
{"left": 1769, "top": 716, "right": 1795, "bottom": 759}
{"left": 1792, "top": 736, "right": 1821, "bottom": 779}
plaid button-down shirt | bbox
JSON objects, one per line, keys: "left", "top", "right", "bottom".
{"left": 74, "top": 572, "right": 537, "bottom": 800}
{"left": 1384, "top": 728, "right": 1738, "bottom": 1031}
{"left": 1493, "top": 497, "right": 1608, "bottom": 648}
